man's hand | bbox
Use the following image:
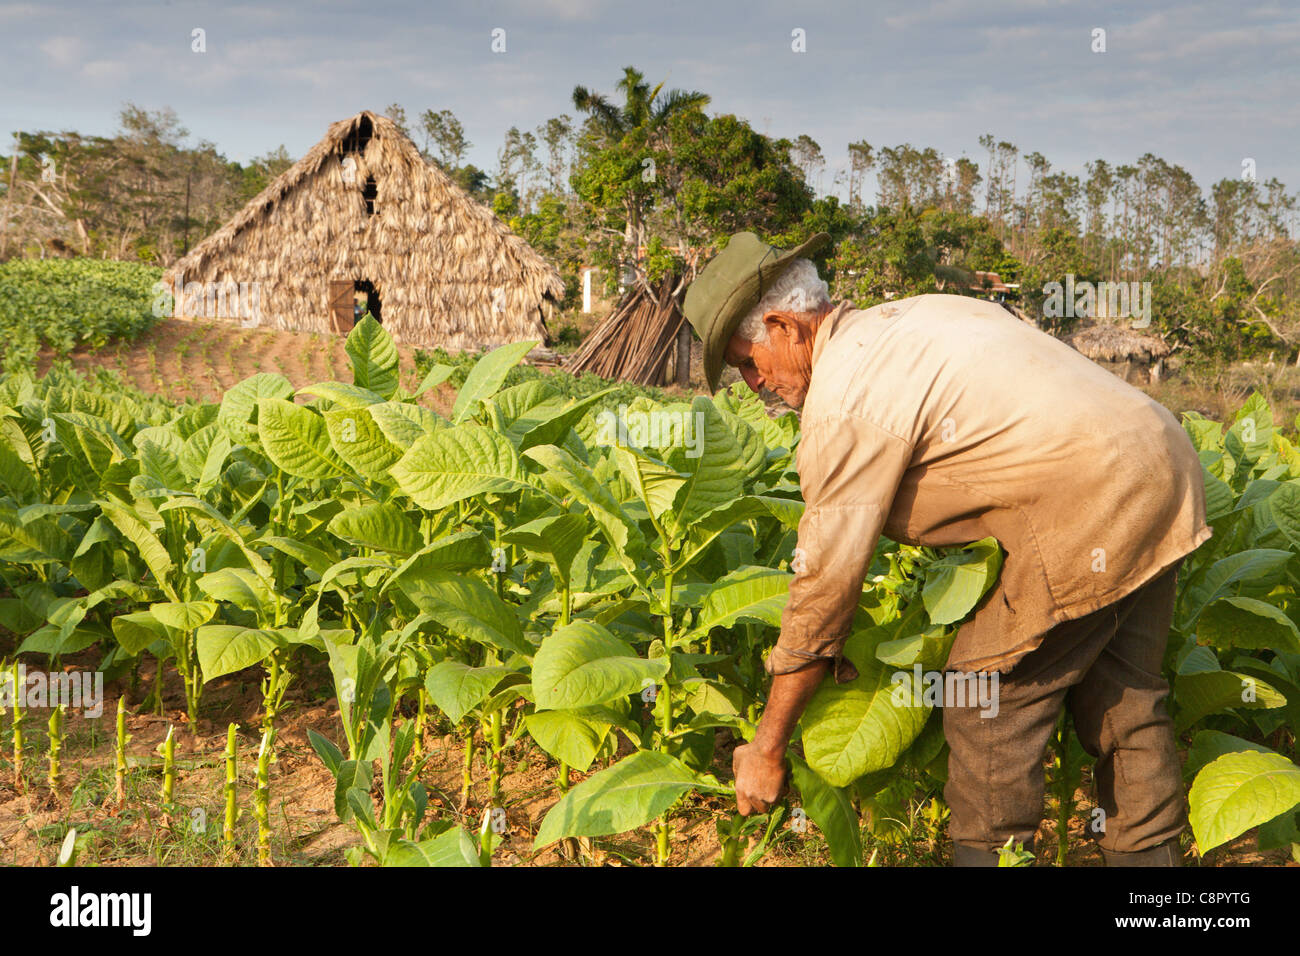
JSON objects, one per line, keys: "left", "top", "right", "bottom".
{"left": 733, "top": 659, "right": 832, "bottom": 816}
{"left": 733, "top": 741, "right": 788, "bottom": 815}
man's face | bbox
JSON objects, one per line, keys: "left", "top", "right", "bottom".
{"left": 723, "top": 312, "right": 814, "bottom": 408}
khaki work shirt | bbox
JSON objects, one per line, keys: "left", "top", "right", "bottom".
{"left": 770, "top": 294, "right": 1212, "bottom": 681}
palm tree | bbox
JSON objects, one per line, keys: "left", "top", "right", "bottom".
{"left": 571, "top": 67, "right": 711, "bottom": 259}
{"left": 572, "top": 66, "right": 710, "bottom": 147}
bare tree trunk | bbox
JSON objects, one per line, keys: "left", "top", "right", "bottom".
{"left": 675, "top": 322, "right": 690, "bottom": 388}
{"left": 1, "top": 145, "right": 18, "bottom": 259}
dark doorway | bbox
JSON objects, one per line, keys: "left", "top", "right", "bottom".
{"left": 354, "top": 280, "right": 382, "bottom": 324}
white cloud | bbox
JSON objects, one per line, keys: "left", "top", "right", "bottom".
{"left": 39, "top": 34, "right": 85, "bottom": 66}
{"left": 81, "top": 58, "right": 130, "bottom": 82}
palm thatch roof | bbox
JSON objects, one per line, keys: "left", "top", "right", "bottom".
{"left": 162, "top": 111, "right": 564, "bottom": 351}
{"left": 1064, "top": 321, "right": 1171, "bottom": 363}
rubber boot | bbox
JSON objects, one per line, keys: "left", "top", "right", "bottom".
{"left": 952, "top": 836, "right": 1036, "bottom": 867}
{"left": 1100, "top": 837, "right": 1182, "bottom": 867}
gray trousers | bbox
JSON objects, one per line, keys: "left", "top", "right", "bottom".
{"left": 942, "top": 560, "right": 1187, "bottom": 854}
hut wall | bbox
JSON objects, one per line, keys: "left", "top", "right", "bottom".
{"left": 167, "top": 117, "right": 561, "bottom": 352}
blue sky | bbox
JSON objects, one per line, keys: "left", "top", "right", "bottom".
{"left": 3, "top": 0, "right": 1298, "bottom": 202}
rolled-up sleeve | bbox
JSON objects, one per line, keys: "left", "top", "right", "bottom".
{"left": 768, "top": 413, "right": 913, "bottom": 684}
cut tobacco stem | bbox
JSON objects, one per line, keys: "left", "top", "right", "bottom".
{"left": 161, "top": 725, "right": 175, "bottom": 804}
{"left": 114, "top": 696, "right": 127, "bottom": 804}
{"left": 223, "top": 723, "right": 238, "bottom": 864}
{"left": 255, "top": 727, "right": 273, "bottom": 867}
{"left": 478, "top": 806, "right": 495, "bottom": 867}
{"left": 46, "top": 705, "right": 64, "bottom": 791}
{"left": 57, "top": 827, "right": 78, "bottom": 867}
{"left": 12, "top": 661, "right": 24, "bottom": 790}
{"left": 461, "top": 734, "right": 474, "bottom": 806}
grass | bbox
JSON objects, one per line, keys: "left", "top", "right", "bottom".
{"left": 1147, "top": 358, "right": 1300, "bottom": 423}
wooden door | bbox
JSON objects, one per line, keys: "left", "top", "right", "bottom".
{"left": 328, "top": 280, "right": 353, "bottom": 333}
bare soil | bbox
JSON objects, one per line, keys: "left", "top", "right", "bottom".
{"left": 32, "top": 318, "right": 455, "bottom": 414}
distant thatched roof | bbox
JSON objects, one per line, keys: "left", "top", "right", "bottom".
{"left": 1065, "top": 322, "right": 1171, "bottom": 363}
{"left": 163, "top": 111, "right": 564, "bottom": 351}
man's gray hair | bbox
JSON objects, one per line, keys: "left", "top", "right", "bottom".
{"left": 733, "top": 258, "right": 831, "bottom": 344}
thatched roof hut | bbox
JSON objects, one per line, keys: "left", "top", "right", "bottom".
{"left": 1064, "top": 321, "right": 1172, "bottom": 383}
{"left": 1064, "top": 322, "right": 1171, "bottom": 363}
{"left": 162, "top": 111, "right": 564, "bottom": 351}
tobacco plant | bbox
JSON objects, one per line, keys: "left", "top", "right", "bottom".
{"left": 4, "top": 314, "right": 1299, "bottom": 867}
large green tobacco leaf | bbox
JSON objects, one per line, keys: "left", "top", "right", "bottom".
{"left": 674, "top": 495, "right": 804, "bottom": 570}
{"left": 1202, "top": 471, "right": 1235, "bottom": 522}
{"left": 17, "top": 622, "right": 104, "bottom": 658}
{"left": 717, "top": 409, "right": 766, "bottom": 483}
{"left": 1184, "top": 730, "right": 1276, "bottom": 782}
{"left": 157, "top": 498, "right": 274, "bottom": 583}
{"left": 614, "top": 444, "right": 685, "bottom": 523}
{"left": 257, "top": 398, "right": 349, "bottom": 480}
{"left": 328, "top": 502, "right": 423, "bottom": 555}
{"left": 789, "top": 754, "right": 862, "bottom": 867}
{"left": 260, "top": 535, "right": 338, "bottom": 577}
{"left": 196, "top": 625, "right": 279, "bottom": 681}
{"left": 136, "top": 438, "right": 186, "bottom": 490}
{"left": 1268, "top": 482, "right": 1300, "bottom": 548}
{"left": 0, "top": 438, "right": 36, "bottom": 498}
{"left": 149, "top": 600, "right": 216, "bottom": 632}
{"left": 668, "top": 398, "right": 745, "bottom": 538}
{"left": 383, "top": 828, "right": 481, "bottom": 867}
{"left": 1173, "top": 665, "right": 1287, "bottom": 732}
{"left": 98, "top": 502, "right": 174, "bottom": 593}
{"left": 1233, "top": 659, "right": 1300, "bottom": 732}
{"left": 111, "top": 610, "right": 170, "bottom": 655}
{"left": 412, "top": 363, "right": 455, "bottom": 399}
{"left": 491, "top": 380, "right": 613, "bottom": 451}
{"left": 298, "top": 381, "right": 386, "bottom": 409}
{"left": 423, "top": 661, "right": 511, "bottom": 724}
{"left": 179, "top": 424, "right": 231, "bottom": 492}
{"left": 451, "top": 339, "right": 539, "bottom": 423}
{"left": 390, "top": 531, "right": 494, "bottom": 576}
{"left": 716, "top": 381, "right": 793, "bottom": 452}
{"left": 396, "top": 570, "right": 530, "bottom": 657}
{"left": 196, "top": 567, "right": 275, "bottom": 616}
{"left": 390, "top": 424, "right": 530, "bottom": 510}
{"left": 1182, "top": 414, "right": 1223, "bottom": 454}
{"left": 922, "top": 537, "right": 1003, "bottom": 625}
{"left": 534, "top": 750, "right": 722, "bottom": 847}
{"left": 533, "top": 620, "right": 669, "bottom": 710}
{"left": 345, "top": 316, "right": 400, "bottom": 399}
{"left": 53, "top": 411, "right": 131, "bottom": 472}
{"left": 801, "top": 631, "right": 931, "bottom": 786}
{"left": 218, "top": 373, "right": 294, "bottom": 444}
{"left": 503, "top": 512, "right": 588, "bottom": 588}
{"left": 874, "top": 624, "right": 955, "bottom": 671}
{"left": 0, "top": 508, "right": 71, "bottom": 563}
{"left": 366, "top": 401, "right": 444, "bottom": 448}
{"left": 1177, "top": 549, "right": 1293, "bottom": 629}
{"left": 1197, "top": 596, "right": 1300, "bottom": 654}
{"left": 1189, "top": 750, "right": 1300, "bottom": 853}
{"left": 689, "top": 566, "right": 791, "bottom": 637}
{"left": 1226, "top": 393, "right": 1274, "bottom": 466}
{"left": 525, "top": 709, "right": 611, "bottom": 773}
{"left": 524, "top": 444, "right": 647, "bottom": 574}
{"left": 324, "top": 406, "right": 404, "bottom": 479}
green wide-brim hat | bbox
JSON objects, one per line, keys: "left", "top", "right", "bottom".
{"left": 683, "top": 231, "right": 831, "bottom": 392}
